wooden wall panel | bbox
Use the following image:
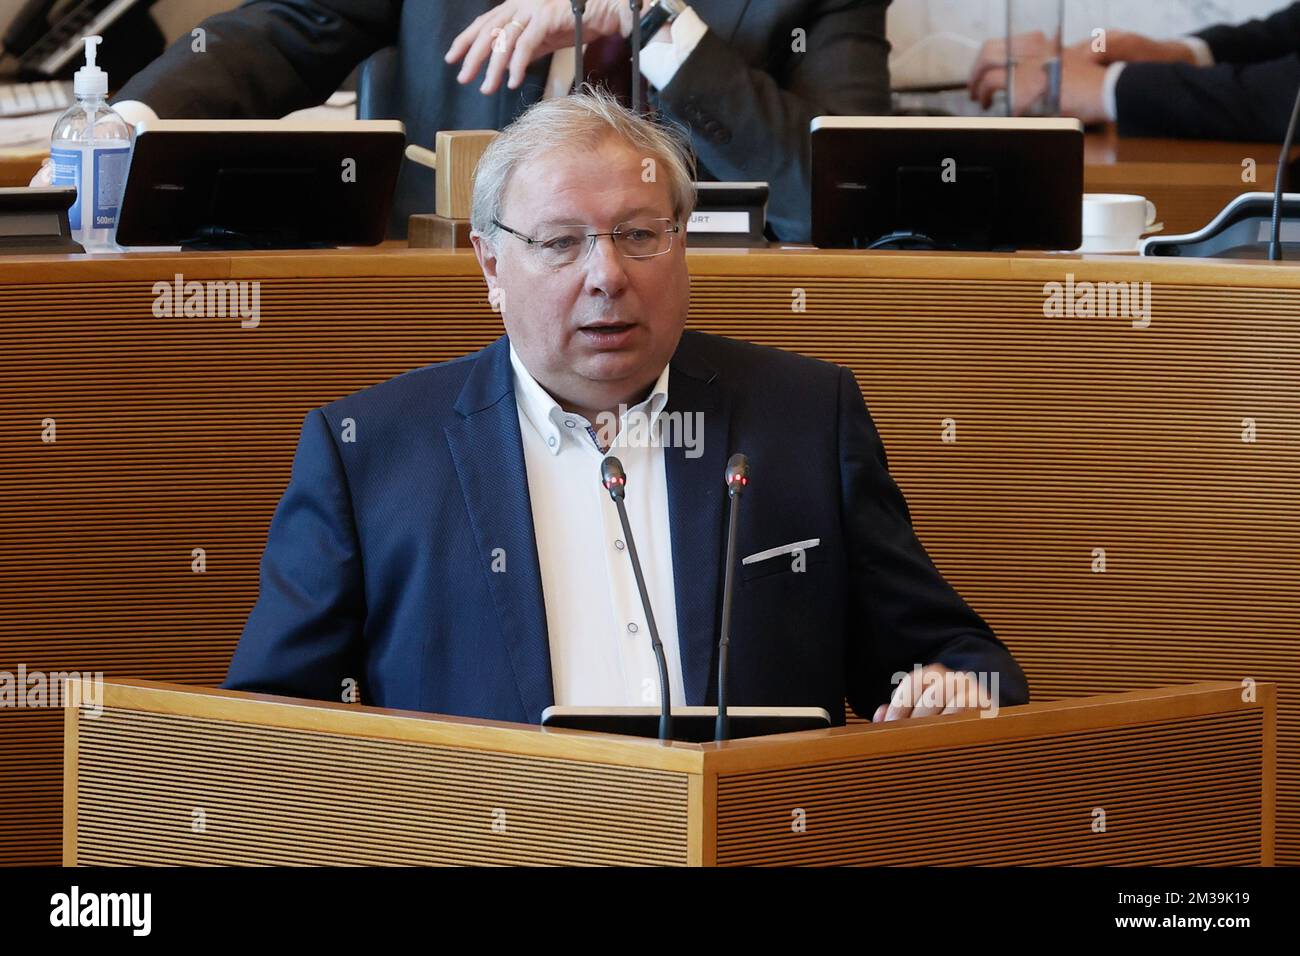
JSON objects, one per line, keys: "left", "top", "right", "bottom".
{"left": 1, "top": 249, "right": 1296, "bottom": 865}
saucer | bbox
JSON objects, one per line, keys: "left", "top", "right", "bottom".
{"left": 1076, "top": 222, "right": 1164, "bottom": 254}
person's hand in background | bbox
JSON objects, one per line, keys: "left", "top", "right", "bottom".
{"left": 29, "top": 158, "right": 53, "bottom": 187}
{"left": 445, "top": 0, "right": 654, "bottom": 95}
{"left": 968, "top": 29, "right": 1056, "bottom": 95}
{"left": 871, "top": 663, "right": 992, "bottom": 723}
{"left": 968, "top": 30, "right": 1108, "bottom": 122}
{"left": 1076, "top": 29, "right": 1201, "bottom": 66}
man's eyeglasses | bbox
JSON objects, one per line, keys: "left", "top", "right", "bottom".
{"left": 492, "top": 217, "right": 681, "bottom": 268}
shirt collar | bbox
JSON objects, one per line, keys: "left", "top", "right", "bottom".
{"left": 509, "top": 342, "right": 670, "bottom": 456}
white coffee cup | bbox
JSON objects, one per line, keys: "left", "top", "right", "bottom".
{"left": 1079, "top": 193, "right": 1159, "bottom": 252}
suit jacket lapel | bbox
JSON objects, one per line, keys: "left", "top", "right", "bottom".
{"left": 664, "top": 334, "right": 730, "bottom": 705}
{"left": 445, "top": 335, "right": 554, "bottom": 723}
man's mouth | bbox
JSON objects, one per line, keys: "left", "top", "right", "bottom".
{"left": 578, "top": 321, "right": 637, "bottom": 348}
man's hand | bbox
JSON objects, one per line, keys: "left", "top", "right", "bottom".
{"left": 967, "top": 30, "right": 1055, "bottom": 110}
{"left": 967, "top": 30, "right": 1108, "bottom": 122}
{"left": 871, "top": 663, "right": 987, "bottom": 722}
{"left": 1079, "top": 29, "right": 1200, "bottom": 66}
{"left": 445, "top": 0, "right": 652, "bottom": 95}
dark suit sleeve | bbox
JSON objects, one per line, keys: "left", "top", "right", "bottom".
{"left": 223, "top": 408, "right": 367, "bottom": 702}
{"left": 114, "top": 0, "right": 401, "bottom": 119}
{"left": 835, "top": 366, "right": 1029, "bottom": 716}
{"left": 653, "top": 0, "right": 891, "bottom": 243}
{"left": 1115, "top": 57, "right": 1300, "bottom": 141}
{"left": 1194, "top": 2, "right": 1300, "bottom": 65}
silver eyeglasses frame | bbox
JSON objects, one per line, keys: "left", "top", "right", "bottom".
{"left": 490, "top": 217, "right": 682, "bottom": 265}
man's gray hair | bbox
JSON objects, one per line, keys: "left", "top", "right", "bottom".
{"left": 470, "top": 85, "right": 697, "bottom": 244}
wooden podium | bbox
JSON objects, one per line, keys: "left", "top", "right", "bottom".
{"left": 63, "top": 679, "right": 1273, "bottom": 866}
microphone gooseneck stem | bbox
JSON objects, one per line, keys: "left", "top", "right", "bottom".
{"left": 611, "top": 495, "right": 673, "bottom": 742}
{"left": 1270, "top": 82, "right": 1300, "bottom": 260}
{"left": 1003, "top": 0, "right": 1013, "bottom": 118}
{"left": 630, "top": 0, "right": 642, "bottom": 113}
{"left": 715, "top": 491, "right": 741, "bottom": 741}
{"left": 571, "top": 1, "right": 586, "bottom": 94}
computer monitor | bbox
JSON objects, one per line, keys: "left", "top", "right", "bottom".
{"left": 810, "top": 116, "right": 1084, "bottom": 251}
{"left": 0, "top": 185, "right": 82, "bottom": 254}
{"left": 540, "top": 705, "right": 832, "bottom": 743}
{"left": 115, "top": 119, "right": 406, "bottom": 250}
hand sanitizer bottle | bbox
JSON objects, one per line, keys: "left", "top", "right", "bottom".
{"left": 49, "top": 36, "right": 133, "bottom": 253}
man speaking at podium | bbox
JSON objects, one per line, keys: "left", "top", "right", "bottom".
{"left": 224, "top": 89, "right": 1029, "bottom": 726}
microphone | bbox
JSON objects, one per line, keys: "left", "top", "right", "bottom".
{"left": 601, "top": 456, "right": 674, "bottom": 741}
{"left": 714, "top": 453, "right": 749, "bottom": 742}
{"left": 570, "top": 1, "right": 587, "bottom": 94}
{"left": 629, "top": 0, "right": 641, "bottom": 113}
{"left": 1269, "top": 82, "right": 1300, "bottom": 261}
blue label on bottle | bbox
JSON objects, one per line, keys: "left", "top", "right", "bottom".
{"left": 49, "top": 147, "right": 83, "bottom": 231}
{"left": 92, "top": 147, "right": 131, "bottom": 230}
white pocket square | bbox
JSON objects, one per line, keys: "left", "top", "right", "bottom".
{"left": 741, "top": 538, "right": 820, "bottom": 565}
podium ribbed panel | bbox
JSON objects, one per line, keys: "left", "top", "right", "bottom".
{"left": 74, "top": 708, "right": 689, "bottom": 866}
{"left": 715, "top": 710, "right": 1265, "bottom": 866}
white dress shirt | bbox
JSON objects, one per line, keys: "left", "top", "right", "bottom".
{"left": 115, "top": 7, "right": 709, "bottom": 128}
{"left": 509, "top": 343, "right": 686, "bottom": 708}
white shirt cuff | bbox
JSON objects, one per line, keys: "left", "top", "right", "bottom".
{"left": 110, "top": 100, "right": 160, "bottom": 131}
{"left": 1101, "top": 61, "right": 1126, "bottom": 122}
{"left": 1179, "top": 36, "right": 1215, "bottom": 67}
{"left": 638, "top": 6, "right": 708, "bottom": 91}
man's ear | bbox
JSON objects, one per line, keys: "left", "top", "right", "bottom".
{"left": 470, "top": 231, "right": 501, "bottom": 307}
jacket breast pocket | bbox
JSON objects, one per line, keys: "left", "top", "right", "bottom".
{"left": 739, "top": 537, "right": 826, "bottom": 583}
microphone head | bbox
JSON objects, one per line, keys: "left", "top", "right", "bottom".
{"left": 725, "top": 453, "right": 750, "bottom": 497}
{"left": 601, "top": 456, "right": 627, "bottom": 500}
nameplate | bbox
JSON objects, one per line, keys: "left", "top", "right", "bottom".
{"left": 687, "top": 210, "right": 751, "bottom": 234}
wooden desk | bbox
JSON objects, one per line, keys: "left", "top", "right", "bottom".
{"left": 2, "top": 246, "right": 1296, "bottom": 866}
{"left": 1085, "top": 126, "right": 1299, "bottom": 236}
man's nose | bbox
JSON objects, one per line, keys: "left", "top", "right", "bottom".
{"left": 581, "top": 234, "right": 630, "bottom": 295}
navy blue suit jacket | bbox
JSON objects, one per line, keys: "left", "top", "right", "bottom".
{"left": 1117, "top": 3, "right": 1300, "bottom": 141}
{"left": 223, "top": 331, "right": 1029, "bottom": 723}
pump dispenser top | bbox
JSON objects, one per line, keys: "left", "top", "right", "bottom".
{"left": 74, "top": 36, "right": 108, "bottom": 97}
